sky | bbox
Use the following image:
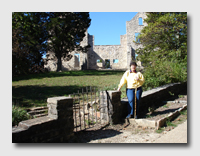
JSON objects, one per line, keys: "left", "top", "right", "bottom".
{"left": 88, "top": 12, "right": 138, "bottom": 45}
{"left": 41, "top": 12, "right": 138, "bottom": 58}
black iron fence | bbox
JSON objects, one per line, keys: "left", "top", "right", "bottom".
{"left": 69, "top": 86, "right": 109, "bottom": 132}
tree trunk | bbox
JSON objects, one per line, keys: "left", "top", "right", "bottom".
{"left": 57, "top": 55, "right": 62, "bottom": 72}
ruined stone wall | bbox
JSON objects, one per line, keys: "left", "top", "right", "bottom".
{"left": 12, "top": 97, "right": 74, "bottom": 143}
{"left": 121, "top": 82, "right": 187, "bottom": 118}
{"left": 44, "top": 31, "right": 88, "bottom": 71}
{"left": 87, "top": 34, "right": 127, "bottom": 70}
{"left": 100, "top": 90, "right": 123, "bottom": 124}
{"left": 44, "top": 51, "right": 87, "bottom": 71}
{"left": 126, "top": 12, "right": 147, "bottom": 67}
{"left": 44, "top": 12, "right": 147, "bottom": 71}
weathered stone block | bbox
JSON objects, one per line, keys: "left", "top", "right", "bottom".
{"left": 129, "top": 119, "right": 156, "bottom": 128}
{"left": 12, "top": 96, "right": 74, "bottom": 143}
{"left": 18, "top": 116, "right": 54, "bottom": 130}
{"left": 47, "top": 96, "right": 73, "bottom": 120}
{"left": 99, "top": 90, "right": 122, "bottom": 124}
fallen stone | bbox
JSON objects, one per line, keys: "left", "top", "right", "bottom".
{"left": 129, "top": 119, "right": 156, "bottom": 128}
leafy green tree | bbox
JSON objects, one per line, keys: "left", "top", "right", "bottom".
{"left": 46, "top": 12, "right": 91, "bottom": 71}
{"left": 136, "top": 12, "right": 187, "bottom": 90}
{"left": 12, "top": 12, "right": 48, "bottom": 75}
{"left": 12, "top": 12, "right": 90, "bottom": 74}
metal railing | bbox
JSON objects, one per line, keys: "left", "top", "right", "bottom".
{"left": 69, "top": 86, "right": 109, "bottom": 132}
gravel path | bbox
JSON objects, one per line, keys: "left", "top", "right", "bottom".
{"left": 73, "top": 123, "right": 163, "bottom": 143}
{"left": 87, "top": 129, "right": 162, "bottom": 143}
{"left": 72, "top": 95, "right": 187, "bottom": 143}
{"left": 73, "top": 120, "right": 187, "bottom": 143}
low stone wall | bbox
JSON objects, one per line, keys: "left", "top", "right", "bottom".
{"left": 12, "top": 97, "right": 74, "bottom": 143}
{"left": 71, "top": 82, "right": 187, "bottom": 126}
{"left": 12, "top": 82, "right": 187, "bottom": 143}
{"left": 100, "top": 91, "right": 122, "bottom": 124}
{"left": 121, "top": 82, "right": 187, "bottom": 117}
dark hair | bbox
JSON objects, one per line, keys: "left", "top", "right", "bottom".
{"left": 130, "top": 61, "right": 137, "bottom": 67}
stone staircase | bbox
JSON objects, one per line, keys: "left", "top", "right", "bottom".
{"left": 126, "top": 99, "right": 187, "bottom": 130}
{"left": 26, "top": 106, "right": 48, "bottom": 118}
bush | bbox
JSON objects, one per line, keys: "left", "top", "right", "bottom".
{"left": 12, "top": 105, "right": 31, "bottom": 126}
{"left": 142, "top": 60, "right": 187, "bottom": 91}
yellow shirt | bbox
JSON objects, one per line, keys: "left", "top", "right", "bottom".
{"left": 118, "top": 70, "right": 145, "bottom": 89}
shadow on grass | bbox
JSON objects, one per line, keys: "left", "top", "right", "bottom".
{"left": 13, "top": 70, "right": 124, "bottom": 82}
{"left": 12, "top": 85, "right": 98, "bottom": 108}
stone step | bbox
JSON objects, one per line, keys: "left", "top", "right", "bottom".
{"left": 28, "top": 109, "right": 48, "bottom": 115}
{"left": 127, "top": 104, "right": 187, "bottom": 130}
{"left": 33, "top": 113, "right": 48, "bottom": 118}
{"left": 128, "top": 118, "right": 156, "bottom": 128}
{"left": 26, "top": 107, "right": 48, "bottom": 117}
{"left": 162, "top": 100, "right": 187, "bottom": 104}
{"left": 26, "top": 106, "right": 48, "bottom": 112}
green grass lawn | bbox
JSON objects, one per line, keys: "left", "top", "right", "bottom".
{"left": 12, "top": 70, "right": 127, "bottom": 109}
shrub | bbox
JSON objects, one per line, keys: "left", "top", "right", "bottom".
{"left": 141, "top": 59, "right": 187, "bottom": 91}
{"left": 12, "top": 105, "right": 31, "bottom": 126}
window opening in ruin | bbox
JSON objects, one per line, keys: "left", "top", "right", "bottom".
{"left": 74, "top": 53, "right": 80, "bottom": 67}
{"left": 97, "top": 59, "right": 103, "bottom": 63}
{"left": 139, "top": 17, "right": 143, "bottom": 25}
{"left": 113, "top": 59, "right": 119, "bottom": 63}
{"left": 105, "top": 59, "right": 110, "bottom": 69}
{"left": 135, "top": 33, "right": 140, "bottom": 43}
{"left": 135, "top": 54, "right": 138, "bottom": 59}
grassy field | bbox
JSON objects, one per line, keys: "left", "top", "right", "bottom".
{"left": 12, "top": 70, "right": 127, "bottom": 109}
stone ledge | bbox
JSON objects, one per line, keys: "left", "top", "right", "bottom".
{"left": 121, "top": 82, "right": 183, "bottom": 102}
{"left": 12, "top": 96, "right": 74, "bottom": 143}
{"left": 156, "top": 104, "right": 187, "bottom": 129}
{"left": 47, "top": 96, "right": 73, "bottom": 104}
{"left": 141, "top": 83, "right": 181, "bottom": 97}
{"left": 121, "top": 82, "right": 187, "bottom": 117}
{"left": 129, "top": 118, "right": 156, "bottom": 128}
{"left": 16, "top": 116, "right": 55, "bottom": 130}
{"left": 128, "top": 104, "right": 187, "bottom": 129}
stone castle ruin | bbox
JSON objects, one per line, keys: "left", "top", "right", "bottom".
{"left": 44, "top": 12, "right": 147, "bottom": 71}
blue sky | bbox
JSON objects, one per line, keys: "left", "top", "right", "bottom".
{"left": 42, "top": 12, "right": 138, "bottom": 58}
{"left": 88, "top": 12, "right": 138, "bottom": 45}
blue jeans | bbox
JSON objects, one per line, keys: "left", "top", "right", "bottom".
{"left": 126, "top": 87, "right": 143, "bottom": 117}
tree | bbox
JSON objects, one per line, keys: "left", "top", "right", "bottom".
{"left": 46, "top": 12, "right": 91, "bottom": 71}
{"left": 12, "top": 12, "right": 48, "bottom": 75}
{"left": 135, "top": 12, "right": 187, "bottom": 89}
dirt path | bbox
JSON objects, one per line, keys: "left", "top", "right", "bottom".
{"left": 85, "top": 127, "right": 162, "bottom": 143}
{"left": 72, "top": 95, "right": 187, "bottom": 143}
{"left": 73, "top": 118, "right": 187, "bottom": 143}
